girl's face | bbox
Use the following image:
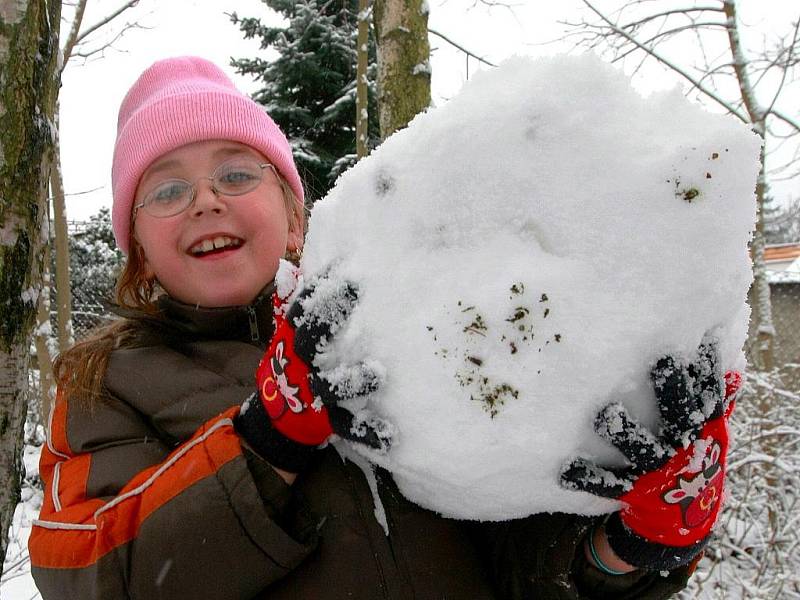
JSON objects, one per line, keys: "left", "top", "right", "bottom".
{"left": 133, "top": 140, "right": 302, "bottom": 308}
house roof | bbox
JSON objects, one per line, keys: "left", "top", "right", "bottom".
{"left": 765, "top": 243, "right": 800, "bottom": 284}
{"left": 765, "top": 243, "right": 800, "bottom": 263}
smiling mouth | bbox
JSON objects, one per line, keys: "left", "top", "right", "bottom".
{"left": 189, "top": 236, "right": 243, "bottom": 257}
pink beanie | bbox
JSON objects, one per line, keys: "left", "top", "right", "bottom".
{"left": 111, "top": 56, "right": 304, "bottom": 254}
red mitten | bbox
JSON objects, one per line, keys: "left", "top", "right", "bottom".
{"left": 236, "top": 268, "right": 392, "bottom": 473}
{"left": 561, "top": 338, "right": 741, "bottom": 570}
{"left": 255, "top": 291, "right": 333, "bottom": 445}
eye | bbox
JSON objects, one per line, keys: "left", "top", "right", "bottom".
{"left": 148, "top": 180, "right": 190, "bottom": 205}
{"left": 221, "top": 170, "right": 257, "bottom": 185}
{"left": 216, "top": 160, "right": 261, "bottom": 190}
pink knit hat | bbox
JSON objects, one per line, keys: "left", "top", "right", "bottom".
{"left": 111, "top": 56, "right": 304, "bottom": 254}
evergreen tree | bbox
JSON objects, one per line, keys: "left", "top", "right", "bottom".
{"left": 66, "top": 207, "right": 124, "bottom": 301}
{"left": 231, "top": 1, "right": 380, "bottom": 201}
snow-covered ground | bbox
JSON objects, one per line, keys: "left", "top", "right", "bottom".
{"left": 2, "top": 441, "right": 43, "bottom": 600}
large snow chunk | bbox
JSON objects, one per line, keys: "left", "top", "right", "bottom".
{"left": 300, "top": 54, "right": 761, "bottom": 520}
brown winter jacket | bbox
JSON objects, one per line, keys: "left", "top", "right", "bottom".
{"left": 29, "top": 288, "right": 693, "bottom": 599}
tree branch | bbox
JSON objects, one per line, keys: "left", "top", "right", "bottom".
{"left": 722, "top": 0, "right": 765, "bottom": 130}
{"left": 614, "top": 21, "right": 728, "bottom": 64}
{"left": 580, "top": 0, "right": 748, "bottom": 123}
{"left": 763, "top": 18, "right": 800, "bottom": 123}
{"left": 631, "top": 21, "right": 728, "bottom": 48}
{"left": 769, "top": 109, "right": 800, "bottom": 136}
{"left": 75, "top": 0, "right": 139, "bottom": 45}
{"left": 61, "top": 0, "right": 88, "bottom": 68}
{"left": 467, "top": 0, "right": 521, "bottom": 12}
{"left": 620, "top": 5, "right": 723, "bottom": 31}
{"left": 427, "top": 28, "right": 496, "bottom": 67}
{"left": 71, "top": 23, "right": 149, "bottom": 62}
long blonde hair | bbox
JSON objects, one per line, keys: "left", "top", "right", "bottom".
{"left": 54, "top": 178, "right": 305, "bottom": 403}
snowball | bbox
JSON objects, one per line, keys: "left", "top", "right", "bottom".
{"left": 299, "top": 54, "right": 761, "bottom": 520}
{"left": 274, "top": 258, "right": 302, "bottom": 307}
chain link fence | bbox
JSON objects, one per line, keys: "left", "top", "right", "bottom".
{"left": 68, "top": 284, "right": 117, "bottom": 342}
{"left": 52, "top": 217, "right": 121, "bottom": 342}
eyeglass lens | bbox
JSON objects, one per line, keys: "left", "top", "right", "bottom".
{"left": 142, "top": 157, "right": 269, "bottom": 217}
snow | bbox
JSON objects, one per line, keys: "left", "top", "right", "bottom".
{"left": 412, "top": 60, "right": 432, "bottom": 75}
{"left": 333, "top": 441, "right": 390, "bottom": 536}
{"left": 768, "top": 269, "right": 800, "bottom": 283}
{"left": 767, "top": 255, "right": 800, "bottom": 283}
{"left": 1, "top": 444, "right": 43, "bottom": 600}
{"left": 684, "top": 436, "right": 713, "bottom": 474}
{"left": 21, "top": 287, "right": 39, "bottom": 305}
{"left": 299, "top": 54, "right": 761, "bottom": 520}
{"left": 274, "top": 258, "right": 301, "bottom": 308}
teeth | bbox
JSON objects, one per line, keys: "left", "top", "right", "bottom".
{"left": 191, "top": 236, "right": 242, "bottom": 255}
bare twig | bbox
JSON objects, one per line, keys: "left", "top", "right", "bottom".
{"left": 71, "top": 23, "right": 149, "bottom": 62}
{"left": 61, "top": 0, "right": 88, "bottom": 68}
{"left": 75, "top": 0, "right": 139, "bottom": 45}
{"left": 580, "top": 0, "right": 748, "bottom": 123}
{"left": 620, "top": 5, "right": 724, "bottom": 31}
{"left": 427, "top": 28, "right": 496, "bottom": 67}
{"left": 466, "top": 0, "right": 521, "bottom": 12}
{"left": 763, "top": 19, "right": 800, "bottom": 125}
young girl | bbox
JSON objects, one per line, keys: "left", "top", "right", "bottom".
{"left": 29, "top": 56, "right": 738, "bottom": 599}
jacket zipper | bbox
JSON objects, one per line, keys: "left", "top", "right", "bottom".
{"left": 376, "top": 472, "right": 416, "bottom": 599}
{"left": 344, "top": 461, "right": 390, "bottom": 599}
{"left": 247, "top": 307, "right": 260, "bottom": 343}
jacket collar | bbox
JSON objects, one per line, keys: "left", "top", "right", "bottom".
{"left": 157, "top": 282, "right": 277, "bottom": 346}
{"left": 110, "top": 282, "right": 277, "bottom": 347}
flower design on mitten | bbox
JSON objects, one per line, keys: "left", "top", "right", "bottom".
{"left": 255, "top": 266, "right": 393, "bottom": 452}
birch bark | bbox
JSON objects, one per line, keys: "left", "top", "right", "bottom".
{"left": 373, "top": 0, "right": 431, "bottom": 139}
{"left": 0, "top": 0, "right": 61, "bottom": 571}
{"left": 357, "top": 0, "right": 371, "bottom": 158}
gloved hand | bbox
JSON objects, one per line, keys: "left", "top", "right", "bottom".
{"left": 560, "top": 337, "right": 741, "bottom": 570}
{"left": 236, "top": 268, "right": 393, "bottom": 473}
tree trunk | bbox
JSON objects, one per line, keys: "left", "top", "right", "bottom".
{"left": 722, "top": 0, "right": 775, "bottom": 371}
{"left": 356, "top": 0, "right": 370, "bottom": 158}
{"left": 373, "top": 0, "right": 431, "bottom": 139}
{"left": 751, "top": 151, "right": 775, "bottom": 373}
{"left": 0, "top": 0, "right": 61, "bottom": 572}
{"left": 51, "top": 104, "right": 74, "bottom": 350}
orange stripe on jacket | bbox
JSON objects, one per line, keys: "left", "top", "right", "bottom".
{"left": 30, "top": 406, "right": 243, "bottom": 570}
{"left": 39, "top": 390, "right": 91, "bottom": 516}
{"left": 48, "top": 389, "right": 72, "bottom": 456}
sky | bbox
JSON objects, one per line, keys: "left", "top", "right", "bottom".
{"left": 59, "top": 0, "right": 799, "bottom": 222}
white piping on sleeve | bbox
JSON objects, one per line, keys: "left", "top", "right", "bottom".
{"left": 34, "top": 417, "right": 235, "bottom": 532}
{"left": 32, "top": 520, "right": 97, "bottom": 531}
{"left": 94, "top": 418, "right": 234, "bottom": 519}
{"left": 52, "top": 461, "right": 63, "bottom": 512}
{"left": 47, "top": 402, "right": 71, "bottom": 460}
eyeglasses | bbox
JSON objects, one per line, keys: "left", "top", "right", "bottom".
{"left": 133, "top": 156, "right": 276, "bottom": 218}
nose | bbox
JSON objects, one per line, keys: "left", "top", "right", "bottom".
{"left": 190, "top": 177, "right": 226, "bottom": 217}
